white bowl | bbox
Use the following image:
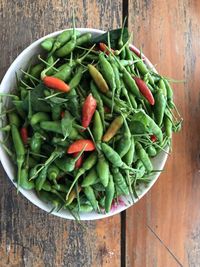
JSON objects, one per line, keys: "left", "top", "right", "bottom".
{"left": 0, "top": 28, "right": 168, "bottom": 220}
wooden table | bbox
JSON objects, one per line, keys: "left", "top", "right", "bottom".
{"left": 0, "top": 1, "right": 200, "bottom": 266}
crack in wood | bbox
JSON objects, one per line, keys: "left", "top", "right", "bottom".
{"left": 146, "top": 224, "right": 183, "bottom": 267}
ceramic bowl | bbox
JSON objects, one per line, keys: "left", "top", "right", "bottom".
{"left": 0, "top": 28, "right": 168, "bottom": 220}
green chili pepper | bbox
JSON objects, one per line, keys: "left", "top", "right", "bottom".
{"left": 50, "top": 30, "right": 79, "bottom": 55}
{"left": 20, "top": 168, "right": 35, "bottom": 190}
{"left": 53, "top": 62, "right": 76, "bottom": 82}
{"left": 72, "top": 203, "right": 93, "bottom": 213}
{"left": 69, "top": 66, "right": 84, "bottom": 90}
{"left": 30, "top": 63, "right": 44, "bottom": 79}
{"left": 135, "top": 142, "right": 153, "bottom": 173}
{"left": 105, "top": 174, "right": 115, "bottom": 212}
{"left": 76, "top": 33, "right": 92, "bottom": 46}
{"left": 30, "top": 132, "right": 43, "bottom": 154}
{"left": 90, "top": 81, "right": 105, "bottom": 130}
{"left": 123, "top": 136, "right": 135, "bottom": 166}
{"left": 96, "top": 153, "right": 110, "bottom": 187}
{"left": 40, "top": 121, "right": 62, "bottom": 134}
{"left": 99, "top": 52, "right": 116, "bottom": 92}
{"left": 154, "top": 90, "right": 166, "bottom": 126}
{"left": 55, "top": 152, "right": 83, "bottom": 173}
{"left": 31, "top": 112, "right": 50, "bottom": 126}
{"left": 163, "top": 79, "right": 174, "bottom": 108}
{"left": 147, "top": 145, "right": 157, "bottom": 157}
{"left": 11, "top": 124, "right": 25, "bottom": 191}
{"left": 132, "top": 54, "right": 149, "bottom": 75}
{"left": 128, "top": 92, "right": 138, "bottom": 109}
{"left": 92, "top": 110, "right": 103, "bottom": 143}
{"left": 158, "top": 79, "right": 167, "bottom": 96}
{"left": 52, "top": 137, "right": 69, "bottom": 147}
{"left": 130, "top": 110, "right": 163, "bottom": 143}
{"left": 35, "top": 165, "right": 48, "bottom": 191}
{"left": 66, "top": 152, "right": 97, "bottom": 200}
{"left": 83, "top": 186, "right": 98, "bottom": 211}
{"left": 42, "top": 181, "right": 52, "bottom": 192}
{"left": 41, "top": 37, "right": 55, "bottom": 51}
{"left": 81, "top": 167, "right": 99, "bottom": 187}
{"left": 164, "top": 109, "right": 173, "bottom": 138}
{"left": 8, "top": 112, "right": 20, "bottom": 127}
{"left": 55, "top": 30, "right": 78, "bottom": 57}
{"left": 52, "top": 105, "right": 62, "bottom": 121}
{"left": 112, "top": 168, "right": 129, "bottom": 195}
{"left": 116, "top": 116, "right": 131, "bottom": 157}
{"left": 47, "top": 164, "right": 60, "bottom": 181}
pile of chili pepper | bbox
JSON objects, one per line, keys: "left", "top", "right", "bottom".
{"left": 0, "top": 24, "right": 182, "bottom": 217}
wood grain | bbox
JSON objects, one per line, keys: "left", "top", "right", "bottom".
{"left": 127, "top": 0, "right": 200, "bottom": 266}
{"left": 0, "top": 1, "right": 122, "bottom": 266}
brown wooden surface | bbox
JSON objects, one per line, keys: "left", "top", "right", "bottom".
{"left": 0, "top": 1, "right": 122, "bottom": 267}
{"left": 127, "top": 0, "right": 200, "bottom": 266}
{"left": 1, "top": 1, "right": 200, "bottom": 267}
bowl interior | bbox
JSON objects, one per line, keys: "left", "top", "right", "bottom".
{"left": 0, "top": 28, "right": 168, "bottom": 220}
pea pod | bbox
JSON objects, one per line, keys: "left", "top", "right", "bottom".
{"left": 105, "top": 174, "right": 115, "bottom": 212}
{"left": 135, "top": 142, "right": 153, "bottom": 173}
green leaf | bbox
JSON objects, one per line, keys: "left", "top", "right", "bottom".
{"left": 61, "top": 113, "right": 74, "bottom": 140}
{"left": 23, "top": 83, "right": 51, "bottom": 112}
{"left": 90, "top": 28, "right": 129, "bottom": 49}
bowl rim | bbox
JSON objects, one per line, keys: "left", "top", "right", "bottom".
{"left": 0, "top": 28, "right": 168, "bottom": 220}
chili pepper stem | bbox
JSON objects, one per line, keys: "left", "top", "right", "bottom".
{"left": 20, "top": 69, "right": 40, "bottom": 82}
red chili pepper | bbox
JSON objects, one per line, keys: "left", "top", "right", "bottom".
{"left": 20, "top": 127, "right": 28, "bottom": 144}
{"left": 129, "top": 46, "right": 145, "bottom": 59}
{"left": 43, "top": 76, "right": 70, "bottom": 92}
{"left": 60, "top": 111, "right": 65, "bottom": 118}
{"left": 73, "top": 152, "right": 84, "bottom": 169}
{"left": 67, "top": 139, "right": 95, "bottom": 154}
{"left": 104, "top": 106, "right": 111, "bottom": 113}
{"left": 133, "top": 76, "right": 155, "bottom": 105}
{"left": 99, "top": 42, "right": 114, "bottom": 55}
{"left": 82, "top": 93, "right": 97, "bottom": 129}
{"left": 150, "top": 135, "right": 157, "bottom": 143}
